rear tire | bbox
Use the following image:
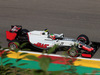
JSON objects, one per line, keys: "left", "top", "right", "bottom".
{"left": 77, "top": 34, "right": 90, "bottom": 45}
{"left": 20, "top": 29, "right": 29, "bottom": 36}
{"left": 18, "top": 29, "right": 29, "bottom": 41}
{"left": 8, "top": 40, "right": 20, "bottom": 50}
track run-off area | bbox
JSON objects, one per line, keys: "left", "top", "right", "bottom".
{"left": 0, "top": 0, "right": 100, "bottom": 74}
{"left": 0, "top": 50, "right": 100, "bottom": 74}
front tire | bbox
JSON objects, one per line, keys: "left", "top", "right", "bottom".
{"left": 77, "top": 34, "right": 90, "bottom": 45}
{"left": 67, "top": 48, "right": 80, "bottom": 57}
{"left": 8, "top": 40, "right": 20, "bottom": 50}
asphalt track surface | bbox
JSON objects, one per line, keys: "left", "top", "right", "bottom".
{"left": 0, "top": 0, "right": 100, "bottom": 58}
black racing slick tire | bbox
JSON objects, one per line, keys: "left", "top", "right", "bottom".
{"left": 17, "top": 29, "right": 29, "bottom": 41}
{"left": 77, "top": 34, "right": 90, "bottom": 45}
{"left": 67, "top": 48, "right": 80, "bottom": 57}
{"left": 20, "top": 29, "right": 29, "bottom": 36}
{"left": 8, "top": 40, "right": 20, "bottom": 50}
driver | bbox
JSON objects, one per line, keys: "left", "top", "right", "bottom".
{"left": 44, "top": 29, "right": 56, "bottom": 40}
{"left": 49, "top": 34, "right": 56, "bottom": 40}
{"left": 44, "top": 29, "right": 49, "bottom": 34}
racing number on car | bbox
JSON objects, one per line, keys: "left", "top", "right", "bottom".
{"left": 34, "top": 42, "right": 49, "bottom": 48}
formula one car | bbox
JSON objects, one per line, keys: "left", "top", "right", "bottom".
{"left": 6, "top": 25, "right": 100, "bottom": 58}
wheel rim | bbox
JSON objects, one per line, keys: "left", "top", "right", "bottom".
{"left": 78, "top": 37, "right": 87, "bottom": 44}
{"left": 9, "top": 43, "right": 17, "bottom": 50}
{"left": 79, "top": 38, "right": 86, "bottom": 43}
{"left": 69, "top": 50, "right": 77, "bottom": 57}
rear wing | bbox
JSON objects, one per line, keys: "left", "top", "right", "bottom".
{"left": 6, "top": 31, "right": 17, "bottom": 41}
{"left": 11, "top": 25, "right": 22, "bottom": 29}
{"left": 10, "top": 25, "right": 22, "bottom": 32}
{"left": 6, "top": 25, "right": 22, "bottom": 41}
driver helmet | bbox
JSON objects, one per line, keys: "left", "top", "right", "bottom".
{"left": 44, "top": 29, "right": 48, "bottom": 32}
{"left": 44, "top": 29, "right": 49, "bottom": 34}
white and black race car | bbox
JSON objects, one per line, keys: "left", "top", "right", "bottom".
{"left": 6, "top": 25, "right": 100, "bottom": 58}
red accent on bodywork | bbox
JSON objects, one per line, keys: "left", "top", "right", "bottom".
{"left": 27, "top": 33, "right": 30, "bottom": 43}
{"left": 34, "top": 42, "right": 49, "bottom": 48}
{"left": 44, "top": 44, "right": 49, "bottom": 48}
{"left": 81, "top": 53, "right": 92, "bottom": 58}
{"left": 10, "top": 26, "right": 21, "bottom": 32}
{"left": 50, "top": 35, "right": 56, "bottom": 40}
{"left": 82, "top": 46, "right": 94, "bottom": 52}
{"left": 6, "top": 31, "right": 17, "bottom": 40}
